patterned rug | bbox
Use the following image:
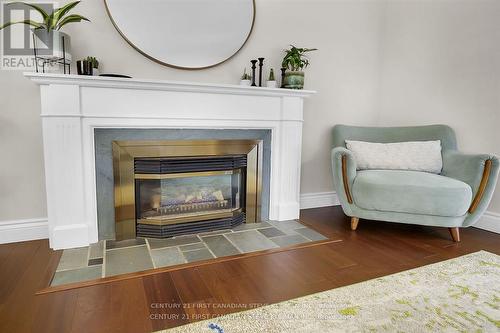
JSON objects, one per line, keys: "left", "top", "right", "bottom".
{"left": 159, "top": 251, "right": 500, "bottom": 333}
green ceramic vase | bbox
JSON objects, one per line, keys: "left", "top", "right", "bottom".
{"left": 283, "top": 71, "right": 305, "bottom": 89}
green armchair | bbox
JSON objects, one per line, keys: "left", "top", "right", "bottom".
{"left": 331, "top": 124, "right": 499, "bottom": 241}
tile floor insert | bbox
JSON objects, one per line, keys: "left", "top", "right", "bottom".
{"left": 89, "top": 241, "right": 104, "bottom": 259}
{"left": 232, "top": 221, "right": 272, "bottom": 231}
{"left": 202, "top": 235, "right": 240, "bottom": 257}
{"left": 269, "top": 234, "right": 310, "bottom": 247}
{"left": 56, "top": 247, "right": 89, "bottom": 271}
{"left": 258, "top": 227, "right": 286, "bottom": 238}
{"left": 151, "top": 247, "right": 186, "bottom": 268}
{"left": 106, "top": 237, "right": 146, "bottom": 250}
{"left": 224, "top": 230, "right": 279, "bottom": 253}
{"left": 179, "top": 242, "right": 207, "bottom": 252}
{"left": 295, "top": 227, "right": 329, "bottom": 241}
{"left": 50, "top": 220, "right": 330, "bottom": 287}
{"left": 105, "top": 245, "right": 154, "bottom": 276}
{"left": 147, "top": 235, "right": 201, "bottom": 249}
{"left": 52, "top": 265, "right": 102, "bottom": 286}
{"left": 88, "top": 258, "right": 103, "bottom": 266}
{"left": 183, "top": 248, "right": 215, "bottom": 262}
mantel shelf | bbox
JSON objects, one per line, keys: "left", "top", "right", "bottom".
{"left": 24, "top": 72, "right": 316, "bottom": 98}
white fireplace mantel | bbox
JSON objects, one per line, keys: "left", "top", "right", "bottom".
{"left": 26, "top": 73, "right": 316, "bottom": 249}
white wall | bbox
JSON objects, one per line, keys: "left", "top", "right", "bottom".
{"left": 0, "top": 0, "right": 383, "bottom": 221}
{"left": 1, "top": 0, "right": 499, "bottom": 226}
{"left": 377, "top": 0, "right": 500, "bottom": 213}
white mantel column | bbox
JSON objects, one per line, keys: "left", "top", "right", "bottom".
{"left": 40, "top": 84, "right": 89, "bottom": 249}
{"left": 273, "top": 96, "right": 304, "bottom": 220}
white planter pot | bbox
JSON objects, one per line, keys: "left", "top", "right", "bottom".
{"left": 33, "top": 29, "right": 71, "bottom": 61}
{"left": 266, "top": 81, "right": 277, "bottom": 88}
{"left": 240, "top": 79, "right": 251, "bottom": 86}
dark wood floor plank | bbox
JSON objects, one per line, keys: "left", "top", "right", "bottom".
{"left": 143, "top": 273, "right": 189, "bottom": 330}
{"left": 0, "top": 240, "right": 41, "bottom": 303}
{"left": 31, "top": 290, "right": 79, "bottom": 333}
{"left": 0, "top": 240, "right": 59, "bottom": 333}
{"left": 70, "top": 279, "right": 152, "bottom": 333}
{"left": 0, "top": 206, "right": 499, "bottom": 333}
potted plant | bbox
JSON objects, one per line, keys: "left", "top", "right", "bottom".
{"left": 0, "top": 1, "right": 90, "bottom": 65}
{"left": 86, "top": 56, "right": 99, "bottom": 75}
{"left": 266, "top": 68, "right": 277, "bottom": 88}
{"left": 281, "top": 45, "right": 317, "bottom": 89}
{"left": 240, "top": 68, "right": 251, "bottom": 86}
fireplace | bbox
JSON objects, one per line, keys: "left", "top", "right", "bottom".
{"left": 27, "top": 73, "right": 313, "bottom": 249}
{"left": 112, "top": 140, "right": 262, "bottom": 240}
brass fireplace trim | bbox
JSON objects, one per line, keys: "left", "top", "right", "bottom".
{"left": 112, "top": 139, "right": 263, "bottom": 240}
{"left": 138, "top": 208, "right": 243, "bottom": 226}
{"left": 134, "top": 169, "right": 240, "bottom": 180}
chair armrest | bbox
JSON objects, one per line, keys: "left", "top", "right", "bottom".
{"left": 331, "top": 147, "right": 357, "bottom": 206}
{"left": 442, "top": 151, "right": 499, "bottom": 213}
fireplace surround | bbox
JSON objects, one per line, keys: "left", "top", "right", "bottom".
{"left": 26, "top": 73, "right": 315, "bottom": 249}
{"left": 112, "top": 139, "right": 262, "bottom": 240}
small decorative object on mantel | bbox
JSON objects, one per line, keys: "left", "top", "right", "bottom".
{"left": 282, "top": 45, "right": 317, "bottom": 89}
{"left": 99, "top": 74, "right": 132, "bottom": 78}
{"left": 280, "top": 67, "right": 287, "bottom": 88}
{"left": 86, "top": 56, "right": 99, "bottom": 76}
{"left": 266, "top": 68, "right": 277, "bottom": 88}
{"left": 250, "top": 60, "right": 258, "bottom": 86}
{"left": 76, "top": 59, "right": 92, "bottom": 75}
{"left": 258, "top": 57, "right": 265, "bottom": 87}
{"left": 0, "top": 1, "right": 90, "bottom": 74}
{"left": 240, "top": 68, "right": 251, "bottom": 86}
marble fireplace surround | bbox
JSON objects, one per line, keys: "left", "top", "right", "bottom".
{"left": 26, "top": 73, "right": 315, "bottom": 250}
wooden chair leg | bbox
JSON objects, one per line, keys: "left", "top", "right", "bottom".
{"left": 351, "top": 217, "right": 359, "bottom": 231}
{"left": 449, "top": 227, "right": 460, "bottom": 242}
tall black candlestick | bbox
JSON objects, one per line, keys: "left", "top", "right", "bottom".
{"left": 250, "top": 60, "right": 258, "bottom": 87}
{"left": 258, "top": 57, "right": 264, "bottom": 87}
{"left": 280, "top": 67, "right": 287, "bottom": 88}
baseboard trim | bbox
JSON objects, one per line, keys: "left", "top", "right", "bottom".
{"left": 300, "top": 191, "right": 339, "bottom": 209}
{"left": 0, "top": 193, "right": 497, "bottom": 244}
{"left": 474, "top": 211, "right": 500, "bottom": 234}
{"left": 0, "top": 218, "right": 49, "bottom": 244}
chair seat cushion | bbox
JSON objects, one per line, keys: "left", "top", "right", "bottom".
{"left": 352, "top": 170, "right": 472, "bottom": 217}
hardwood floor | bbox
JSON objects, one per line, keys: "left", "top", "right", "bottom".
{"left": 1, "top": 206, "right": 499, "bottom": 333}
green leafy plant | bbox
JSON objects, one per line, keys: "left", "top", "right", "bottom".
{"left": 0, "top": 1, "right": 90, "bottom": 31}
{"left": 86, "top": 56, "right": 98, "bottom": 69}
{"left": 241, "top": 68, "right": 251, "bottom": 80}
{"left": 268, "top": 68, "right": 275, "bottom": 81}
{"left": 282, "top": 45, "right": 317, "bottom": 72}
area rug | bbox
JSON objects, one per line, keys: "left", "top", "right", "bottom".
{"left": 159, "top": 251, "right": 500, "bottom": 333}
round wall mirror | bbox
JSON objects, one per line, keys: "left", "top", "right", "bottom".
{"left": 104, "top": 0, "right": 255, "bottom": 69}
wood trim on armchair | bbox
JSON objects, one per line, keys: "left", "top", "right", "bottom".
{"left": 342, "top": 154, "right": 353, "bottom": 204}
{"left": 468, "top": 159, "right": 492, "bottom": 214}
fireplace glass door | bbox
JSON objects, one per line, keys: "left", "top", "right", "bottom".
{"left": 135, "top": 170, "right": 243, "bottom": 225}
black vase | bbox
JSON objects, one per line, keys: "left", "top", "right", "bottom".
{"left": 77, "top": 60, "right": 93, "bottom": 76}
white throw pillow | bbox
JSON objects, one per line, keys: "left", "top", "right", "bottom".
{"left": 345, "top": 140, "right": 443, "bottom": 174}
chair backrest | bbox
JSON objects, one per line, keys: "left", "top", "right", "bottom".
{"left": 332, "top": 124, "right": 457, "bottom": 152}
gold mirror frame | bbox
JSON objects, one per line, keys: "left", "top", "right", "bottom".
{"left": 104, "top": 0, "right": 256, "bottom": 70}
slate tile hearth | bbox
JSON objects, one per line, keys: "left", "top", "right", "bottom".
{"left": 50, "top": 221, "right": 331, "bottom": 287}
{"left": 224, "top": 230, "right": 279, "bottom": 253}
{"left": 202, "top": 235, "right": 240, "bottom": 257}
{"left": 183, "top": 248, "right": 215, "bottom": 262}
{"left": 258, "top": 227, "right": 286, "bottom": 238}
{"left": 105, "top": 245, "right": 154, "bottom": 276}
